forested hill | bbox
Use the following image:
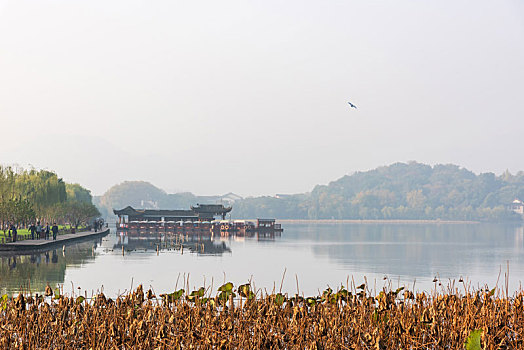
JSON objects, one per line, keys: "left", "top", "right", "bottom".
{"left": 94, "top": 181, "right": 234, "bottom": 219}
{"left": 233, "top": 163, "right": 524, "bottom": 221}
{"left": 94, "top": 181, "right": 193, "bottom": 218}
{"left": 97, "top": 163, "right": 524, "bottom": 221}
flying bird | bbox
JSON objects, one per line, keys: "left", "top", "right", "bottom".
{"left": 347, "top": 101, "right": 357, "bottom": 109}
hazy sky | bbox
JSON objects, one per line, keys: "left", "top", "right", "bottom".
{"left": 1, "top": 0, "right": 523, "bottom": 197}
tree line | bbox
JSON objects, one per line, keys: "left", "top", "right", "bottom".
{"left": 95, "top": 162, "right": 524, "bottom": 222}
{"left": 232, "top": 163, "right": 524, "bottom": 221}
{"left": 0, "top": 166, "right": 100, "bottom": 229}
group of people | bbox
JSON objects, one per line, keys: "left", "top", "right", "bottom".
{"left": 7, "top": 224, "right": 18, "bottom": 242}
{"left": 5, "top": 219, "right": 107, "bottom": 243}
{"left": 27, "top": 222, "right": 59, "bottom": 241}
{"left": 5, "top": 222, "right": 59, "bottom": 242}
{"left": 93, "top": 218, "right": 105, "bottom": 232}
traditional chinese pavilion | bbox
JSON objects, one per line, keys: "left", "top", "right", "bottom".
{"left": 113, "top": 204, "right": 232, "bottom": 224}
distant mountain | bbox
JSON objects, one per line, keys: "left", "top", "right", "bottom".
{"left": 94, "top": 181, "right": 242, "bottom": 219}
{"left": 234, "top": 162, "right": 524, "bottom": 221}
{"left": 95, "top": 162, "right": 524, "bottom": 221}
{"left": 301, "top": 162, "right": 524, "bottom": 221}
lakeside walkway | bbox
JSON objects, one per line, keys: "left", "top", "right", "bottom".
{"left": 0, "top": 228, "right": 110, "bottom": 251}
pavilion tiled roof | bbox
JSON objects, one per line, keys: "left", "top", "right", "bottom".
{"left": 113, "top": 204, "right": 231, "bottom": 218}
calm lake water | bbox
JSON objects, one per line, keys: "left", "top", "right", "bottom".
{"left": 1, "top": 223, "right": 523, "bottom": 297}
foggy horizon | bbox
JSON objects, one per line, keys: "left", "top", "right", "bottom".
{"left": 3, "top": 159, "right": 524, "bottom": 198}
{"left": 1, "top": 0, "right": 523, "bottom": 197}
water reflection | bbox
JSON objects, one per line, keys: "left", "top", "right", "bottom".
{"left": 0, "top": 236, "right": 104, "bottom": 295}
{"left": 0, "top": 224, "right": 523, "bottom": 297}
{"left": 297, "top": 224, "right": 524, "bottom": 278}
{"left": 113, "top": 233, "right": 231, "bottom": 256}
{"left": 284, "top": 223, "right": 524, "bottom": 292}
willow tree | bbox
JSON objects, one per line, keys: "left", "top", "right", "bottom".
{"left": 16, "top": 169, "right": 67, "bottom": 219}
{"left": 0, "top": 165, "right": 91, "bottom": 227}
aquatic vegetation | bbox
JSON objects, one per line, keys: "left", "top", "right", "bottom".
{"left": 465, "top": 329, "right": 483, "bottom": 350}
{"left": 0, "top": 282, "right": 523, "bottom": 349}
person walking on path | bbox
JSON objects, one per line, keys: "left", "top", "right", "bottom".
{"left": 45, "top": 224, "right": 50, "bottom": 240}
{"left": 52, "top": 223, "right": 58, "bottom": 240}
{"left": 10, "top": 224, "right": 17, "bottom": 242}
{"left": 36, "top": 222, "right": 42, "bottom": 239}
{"left": 29, "top": 223, "right": 36, "bottom": 240}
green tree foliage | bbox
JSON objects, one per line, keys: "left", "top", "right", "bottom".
{"left": 0, "top": 166, "right": 65, "bottom": 224}
{"left": 0, "top": 165, "right": 98, "bottom": 227}
{"left": 60, "top": 201, "right": 100, "bottom": 229}
{"left": 66, "top": 183, "right": 93, "bottom": 203}
{"left": 95, "top": 163, "right": 524, "bottom": 222}
{"left": 232, "top": 162, "right": 524, "bottom": 221}
{"left": 0, "top": 199, "right": 36, "bottom": 226}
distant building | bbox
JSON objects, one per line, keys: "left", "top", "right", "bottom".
{"left": 220, "top": 192, "right": 243, "bottom": 203}
{"left": 140, "top": 200, "right": 159, "bottom": 209}
{"left": 275, "top": 194, "right": 292, "bottom": 199}
{"left": 510, "top": 199, "right": 524, "bottom": 214}
{"left": 195, "top": 193, "right": 243, "bottom": 205}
